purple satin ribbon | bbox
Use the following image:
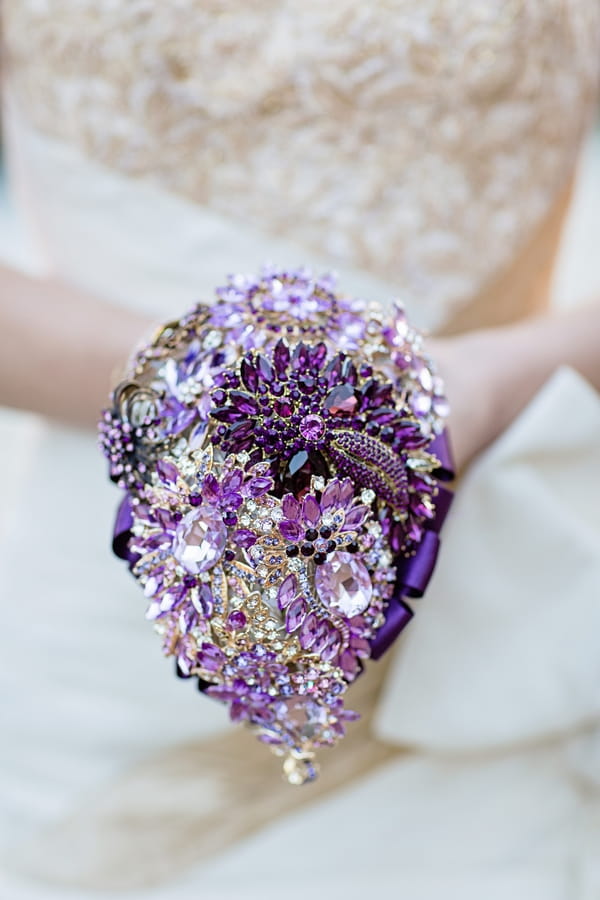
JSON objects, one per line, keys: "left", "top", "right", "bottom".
{"left": 370, "top": 428, "right": 455, "bottom": 660}
{"left": 429, "top": 429, "right": 455, "bottom": 482}
{"left": 112, "top": 493, "right": 138, "bottom": 568}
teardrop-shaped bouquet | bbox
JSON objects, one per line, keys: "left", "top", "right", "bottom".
{"left": 100, "top": 265, "right": 454, "bottom": 784}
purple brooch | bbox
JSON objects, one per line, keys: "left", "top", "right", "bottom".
{"left": 100, "top": 265, "right": 453, "bottom": 784}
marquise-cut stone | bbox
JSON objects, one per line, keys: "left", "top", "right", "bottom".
{"left": 173, "top": 506, "right": 227, "bottom": 573}
{"left": 315, "top": 551, "right": 373, "bottom": 617}
{"left": 286, "top": 597, "right": 307, "bottom": 632}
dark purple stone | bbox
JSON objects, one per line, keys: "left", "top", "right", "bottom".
{"left": 298, "top": 375, "right": 316, "bottom": 394}
{"left": 257, "top": 355, "right": 274, "bottom": 382}
{"left": 229, "top": 391, "right": 259, "bottom": 415}
{"left": 211, "top": 406, "right": 246, "bottom": 424}
{"left": 325, "top": 354, "right": 344, "bottom": 386}
{"left": 240, "top": 358, "right": 259, "bottom": 392}
{"left": 274, "top": 399, "right": 293, "bottom": 417}
{"left": 341, "top": 358, "right": 357, "bottom": 384}
{"left": 308, "top": 342, "right": 327, "bottom": 369}
{"left": 233, "top": 528, "right": 257, "bottom": 548}
{"left": 227, "top": 421, "right": 255, "bottom": 447}
{"left": 291, "top": 342, "right": 309, "bottom": 371}
{"left": 273, "top": 339, "right": 291, "bottom": 375}
{"left": 227, "top": 610, "right": 247, "bottom": 631}
{"left": 280, "top": 520, "right": 303, "bottom": 542}
{"left": 324, "top": 384, "right": 357, "bottom": 416}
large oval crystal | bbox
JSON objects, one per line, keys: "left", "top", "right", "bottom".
{"left": 315, "top": 551, "right": 372, "bottom": 617}
{"left": 173, "top": 506, "right": 227, "bottom": 574}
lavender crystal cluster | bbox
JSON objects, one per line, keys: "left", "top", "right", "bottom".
{"left": 99, "top": 265, "right": 449, "bottom": 784}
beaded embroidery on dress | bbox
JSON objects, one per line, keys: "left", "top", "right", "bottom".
{"left": 2, "top": 0, "right": 600, "bottom": 326}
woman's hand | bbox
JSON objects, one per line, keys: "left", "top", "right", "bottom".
{"left": 429, "top": 302, "right": 600, "bottom": 470}
{"left": 0, "top": 265, "right": 155, "bottom": 428}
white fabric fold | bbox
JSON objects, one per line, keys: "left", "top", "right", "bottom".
{"left": 374, "top": 366, "right": 600, "bottom": 752}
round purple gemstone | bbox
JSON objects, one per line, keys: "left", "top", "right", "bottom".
{"left": 299, "top": 413, "right": 325, "bottom": 442}
{"left": 227, "top": 610, "right": 247, "bottom": 631}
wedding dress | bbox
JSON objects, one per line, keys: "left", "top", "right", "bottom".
{"left": 1, "top": 3, "right": 600, "bottom": 898}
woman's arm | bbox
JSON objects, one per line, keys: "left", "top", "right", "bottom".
{"left": 0, "top": 264, "right": 155, "bottom": 428}
{"left": 431, "top": 302, "right": 600, "bottom": 470}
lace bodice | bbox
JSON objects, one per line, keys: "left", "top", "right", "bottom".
{"left": 2, "top": 1, "right": 600, "bottom": 324}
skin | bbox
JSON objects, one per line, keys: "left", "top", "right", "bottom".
{"left": 0, "top": 262, "right": 599, "bottom": 471}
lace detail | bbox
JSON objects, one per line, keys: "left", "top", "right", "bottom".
{"left": 2, "top": 0, "right": 600, "bottom": 323}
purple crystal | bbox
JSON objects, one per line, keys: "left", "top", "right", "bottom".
{"left": 343, "top": 505, "right": 370, "bottom": 530}
{"left": 286, "top": 597, "right": 308, "bottom": 632}
{"left": 277, "top": 573, "right": 298, "bottom": 609}
{"left": 312, "top": 620, "right": 332, "bottom": 653}
{"left": 274, "top": 399, "right": 293, "bottom": 417}
{"left": 202, "top": 473, "right": 220, "bottom": 503}
{"left": 321, "top": 634, "right": 341, "bottom": 662}
{"left": 315, "top": 551, "right": 373, "bottom": 617}
{"left": 212, "top": 406, "right": 246, "bottom": 423}
{"left": 324, "top": 384, "right": 357, "bottom": 416}
{"left": 302, "top": 495, "right": 320, "bottom": 528}
{"left": 282, "top": 494, "right": 301, "bottom": 520}
{"left": 299, "top": 413, "right": 325, "bottom": 442}
{"left": 321, "top": 480, "right": 341, "bottom": 511}
{"left": 273, "top": 339, "right": 291, "bottom": 375}
{"left": 240, "top": 359, "right": 259, "bottom": 392}
{"left": 229, "top": 391, "right": 259, "bottom": 415}
{"left": 280, "top": 520, "right": 303, "bottom": 542}
{"left": 308, "top": 342, "right": 327, "bottom": 369}
{"left": 233, "top": 528, "right": 257, "bottom": 548}
{"left": 227, "top": 610, "right": 247, "bottom": 631}
{"left": 244, "top": 475, "right": 273, "bottom": 498}
{"left": 173, "top": 506, "right": 227, "bottom": 573}
{"left": 257, "top": 355, "right": 274, "bottom": 382}
{"left": 299, "top": 612, "right": 319, "bottom": 650}
{"left": 197, "top": 642, "right": 225, "bottom": 672}
{"left": 191, "top": 583, "right": 214, "bottom": 617}
{"left": 156, "top": 459, "right": 179, "bottom": 485}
